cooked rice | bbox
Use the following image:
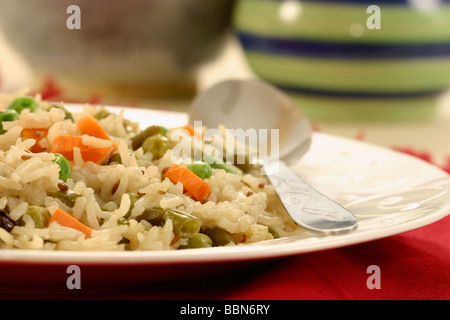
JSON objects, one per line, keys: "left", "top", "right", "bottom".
{"left": 0, "top": 91, "right": 300, "bottom": 251}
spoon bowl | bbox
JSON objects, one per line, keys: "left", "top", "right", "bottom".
{"left": 188, "top": 79, "right": 312, "bottom": 164}
{"left": 188, "top": 79, "right": 358, "bottom": 234}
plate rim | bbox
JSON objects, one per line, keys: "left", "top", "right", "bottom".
{"left": 0, "top": 208, "right": 448, "bottom": 265}
{"left": 0, "top": 106, "right": 449, "bottom": 265}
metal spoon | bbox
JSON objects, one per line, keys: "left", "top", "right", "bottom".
{"left": 188, "top": 79, "right": 357, "bottom": 234}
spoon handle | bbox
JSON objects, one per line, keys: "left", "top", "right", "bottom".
{"left": 264, "top": 161, "right": 357, "bottom": 234}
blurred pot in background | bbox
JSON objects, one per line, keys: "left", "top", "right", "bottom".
{"left": 233, "top": 0, "right": 450, "bottom": 121}
{"left": 0, "top": 0, "right": 234, "bottom": 99}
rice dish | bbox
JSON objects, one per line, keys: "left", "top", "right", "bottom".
{"left": 0, "top": 90, "right": 300, "bottom": 251}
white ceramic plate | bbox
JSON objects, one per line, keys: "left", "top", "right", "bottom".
{"left": 1, "top": 107, "right": 449, "bottom": 293}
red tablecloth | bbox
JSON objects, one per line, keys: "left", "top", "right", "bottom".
{"left": 94, "top": 214, "right": 447, "bottom": 300}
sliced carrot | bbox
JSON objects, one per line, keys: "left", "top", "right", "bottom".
{"left": 164, "top": 163, "right": 211, "bottom": 203}
{"left": 47, "top": 207, "right": 93, "bottom": 238}
{"left": 172, "top": 124, "right": 202, "bottom": 139}
{"left": 180, "top": 125, "right": 195, "bottom": 136}
{"left": 21, "top": 128, "right": 49, "bottom": 153}
{"left": 50, "top": 135, "right": 80, "bottom": 161}
{"left": 51, "top": 135, "right": 116, "bottom": 164}
{"left": 76, "top": 114, "right": 112, "bottom": 141}
{"left": 76, "top": 113, "right": 117, "bottom": 159}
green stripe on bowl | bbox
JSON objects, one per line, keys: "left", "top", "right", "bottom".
{"left": 233, "top": 0, "right": 450, "bottom": 44}
{"left": 286, "top": 91, "right": 439, "bottom": 121}
{"left": 243, "top": 51, "right": 450, "bottom": 93}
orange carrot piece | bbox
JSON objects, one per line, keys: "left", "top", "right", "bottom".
{"left": 164, "top": 163, "right": 211, "bottom": 203}
{"left": 47, "top": 207, "right": 93, "bottom": 238}
{"left": 50, "top": 135, "right": 81, "bottom": 161}
{"left": 80, "top": 143, "right": 116, "bottom": 164}
{"left": 51, "top": 135, "right": 116, "bottom": 164}
{"left": 76, "top": 114, "right": 112, "bottom": 141}
{"left": 172, "top": 124, "right": 203, "bottom": 139}
{"left": 21, "top": 128, "right": 49, "bottom": 153}
{"left": 76, "top": 113, "right": 117, "bottom": 158}
{"left": 180, "top": 125, "right": 195, "bottom": 136}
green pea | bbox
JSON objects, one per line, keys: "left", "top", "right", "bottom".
{"left": 187, "top": 161, "right": 212, "bottom": 179}
{"left": 179, "top": 233, "right": 212, "bottom": 249}
{"left": 136, "top": 207, "right": 201, "bottom": 239}
{"left": 203, "top": 227, "right": 234, "bottom": 246}
{"left": 117, "top": 217, "right": 130, "bottom": 226}
{"left": 94, "top": 109, "right": 111, "bottom": 120}
{"left": 8, "top": 96, "right": 39, "bottom": 114}
{"left": 0, "top": 109, "right": 20, "bottom": 134}
{"left": 141, "top": 133, "right": 171, "bottom": 160}
{"left": 203, "top": 155, "right": 242, "bottom": 176}
{"left": 52, "top": 190, "right": 80, "bottom": 208}
{"left": 160, "top": 126, "right": 169, "bottom": 134}
{"left": 108, "top": 153, "right": 122, "bottom": 164}
{"left": 131, "top": 125, "right": 166, "bottom": 150}
{"left": 25, "top": 206, "right": 50, "bottom": 229}
{"left": 52, "top": 153, "right": 71, "bottom": 182}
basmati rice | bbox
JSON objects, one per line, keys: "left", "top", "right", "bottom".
{"left": 0, "top": 91, "right": 301, "bottom": 251}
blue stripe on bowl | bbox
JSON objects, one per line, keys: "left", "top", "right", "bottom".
{"left": 273, "top": 83, "right": 446, "bottom": 98}
{"left": 268, "top": 0, "right": 450, "bottom": 5}
{"left": 238, "top": 32, "right": 450, "bottom": 60}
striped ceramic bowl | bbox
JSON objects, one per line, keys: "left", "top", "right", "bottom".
{"left": 233, "top": 0, "right": 450, "bottom": 120}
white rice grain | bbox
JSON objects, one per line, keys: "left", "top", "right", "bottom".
{"left": 13, "top": 233, "right": 44, "bottom": 250}
{"left": 84, "top": 193, "right": 101, "bottom": 229}
{"left": 10, "top": 157, "right": 41, "bottom": 183}
{"left": 73, "top": 147, "right": 85, "bottom": 166}
{"left": 115, "top": 193, "right": 131, "bottom": 219}
{"left": 0, "top": 228, "right": 13, "bottom": 245}
{"left": 118, "top": 139, "right": 131, "bottom": 167}
{"left": 0, "top": 95, "right": 300, "bottom": 252}
{"left": 72, "top": 194, "right": 87, "bottom": 221}
{"left": 0, "top": 126, "right": 22, "bottom": 150}
{"left": 0, "top": 176, "right": 22, "bottom": 191}
{"left": 48, "top": 222, "right": 84, "bottom": 241}
{"left": 0, "top": 197, "right": 7, "bottom": 210}
{"left": 81, "top": 135, "right": 114, "bottom": 148}
{"left": 9, "top": 201, "right": 28, "bottom": 221}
